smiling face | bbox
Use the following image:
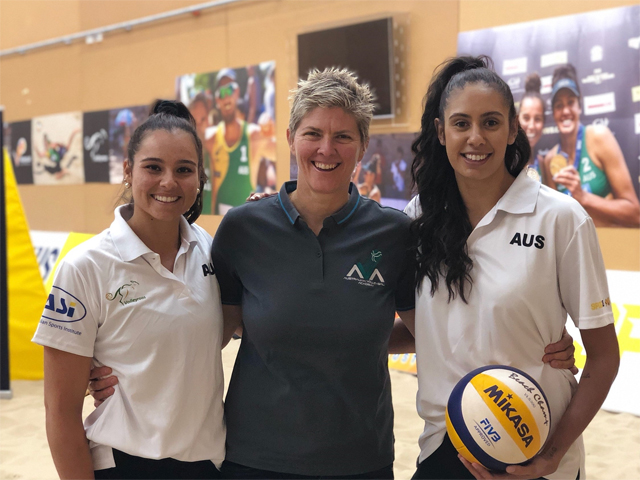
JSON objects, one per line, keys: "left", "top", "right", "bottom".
{"left": 215, "top": 77, "right": 239, "bottom": 123}
{"left": 518, "top": 96, "right": 544, "bottom": 149}
{"left": 124, "top": 129, "right": 200, "bottom": 225}
{"left": 552, "top": 89, "right": 582, "bottom": 137}
{"left": 436, "top": 82, "right": 517, "bottom": 187}
{"left": 287, "top": 107, "right": 366, "bottom": 200}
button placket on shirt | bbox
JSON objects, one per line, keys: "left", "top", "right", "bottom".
{"left": 145, "top": 253, "right": 191, "bottom": 298}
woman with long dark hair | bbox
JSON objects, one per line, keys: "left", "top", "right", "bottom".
{"left": 405, "top": 56, "right": 619, "bottom": 480}
{"left": 543, "top": 64, "right": 640, "bottom": 227}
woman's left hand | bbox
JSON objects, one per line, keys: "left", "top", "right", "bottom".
{"left": 459, "top": 453, "right": 559, "bottom": 480}
{"left": 553, "top": 166, "right": 584, "bottom": 202}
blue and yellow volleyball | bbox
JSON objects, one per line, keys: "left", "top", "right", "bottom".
{"left": 445, "top": 365, "right": 551, "bottom": 471}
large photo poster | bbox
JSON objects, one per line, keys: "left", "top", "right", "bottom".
{"left": 108, "top": 105, "right": 149, "bottom": 184}
{"left": 458, "top": 5, "right": 640, "bottom": 228}
{"left": 31, "top": 112, "right": 84, "bottom": 185}
{"left": 4, "top": 121, "right": 33, "bottom": 185}
{"left": 176, "top": 61, "right": 276, "bottom": 215}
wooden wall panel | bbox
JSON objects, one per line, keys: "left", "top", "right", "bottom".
{"left": 1, "top": 0, "right": 637, "bottom": 270}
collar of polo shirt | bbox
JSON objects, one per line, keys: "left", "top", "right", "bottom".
{"left": 277, "top": 181, "right": 361, "bottom": 228}
{"left": 110, "top": 205, "right": 199, "bottom": 262}
{"left": 473, "top": 169, "right": 541, "bottom": 231}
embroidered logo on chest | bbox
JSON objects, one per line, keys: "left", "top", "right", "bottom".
{"left": 106, "top": 280, "right": 146, "bottom": 306}
{"left": 344, "top": 250, "right": 385, "bottom": 287}
{"left": 509, "top": 233, "right": 545, "bottom": 249}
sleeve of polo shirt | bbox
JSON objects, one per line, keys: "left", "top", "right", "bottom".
{"left": 211, "top": 215, "right": 243, "bottom": 305}
{"left": 395, "top": 219, "right": 416, "bottom": 311}
{"left": 32, "top": 260, "right": 100, "bottom": 357}
{"left": 557, "top": 217, "right": 613, "bottom": 330}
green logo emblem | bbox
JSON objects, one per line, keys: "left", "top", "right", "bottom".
{"left": 106, "top": 280, "right": 146, "bottom": 306}
{"left": 344, "top": 250, "right": 385, "bottom": 286}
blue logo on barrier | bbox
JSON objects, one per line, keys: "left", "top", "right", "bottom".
{"left": 42, "top": 286, "right": 87, "bottom": 323}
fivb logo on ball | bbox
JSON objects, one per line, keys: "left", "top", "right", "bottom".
{"left": 43, "top": 286, "right": 87, "bottom": 323}
{"left": 446, "top": 366, "right": 551, "bottom": 471}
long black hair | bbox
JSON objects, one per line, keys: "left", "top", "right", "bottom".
{"left": 410, "top": 56, "right": 530, "bottom": 302}
{"left": 125, "top": 99, "right": 206, "bottom": 224}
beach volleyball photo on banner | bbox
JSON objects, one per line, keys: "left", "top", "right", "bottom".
{"left": 445, "top": 366, "right": 551, "bottom": 472}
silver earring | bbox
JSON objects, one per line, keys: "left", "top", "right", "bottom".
{"left": 124, "top": 182, "right": 130, "bottom": 188}
{"left": 196, "top": 188, "right": 201, "bottom": 195}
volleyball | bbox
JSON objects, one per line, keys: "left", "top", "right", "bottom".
{"left": 445, "top": 365, "right": 551, "bottom": 471}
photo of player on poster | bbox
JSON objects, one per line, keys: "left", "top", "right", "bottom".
{"left": 108, "top": 105, "right": 148, "bottom": 184}
{"left": 176, "top": 61, "right": 276, "bottom": 215}
{"left": 458, "top": 4, "right": 640, "bottom": 227}
{"left": 4, "top": 120, "right": 34, "bottom": 184}
{"left": 31, "top": 112, "right": 84, "bottom": 185}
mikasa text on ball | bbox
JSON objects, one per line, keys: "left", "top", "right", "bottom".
{"left": 445, "top": 365, "right": 551, "bottom": 471}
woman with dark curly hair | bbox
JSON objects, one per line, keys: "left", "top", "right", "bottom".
{"left": 404, "top": 56, "right": 619, "bottom": 480}
{"left": 543, "top": 64, "right": 640, "bottom": 227}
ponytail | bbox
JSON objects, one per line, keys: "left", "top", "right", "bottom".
{"left": 411, "top": 56, "right": 529, "bottom": 303}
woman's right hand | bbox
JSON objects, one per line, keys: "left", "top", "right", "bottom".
{"left": 88, "top": 366, "right": 118, "bottom": 407}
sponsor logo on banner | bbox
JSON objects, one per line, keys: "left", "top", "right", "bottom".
{"left": 502, "top": 57, "right": 527, "bottom": 76}
{"left": 635, "top": 114, "right": 640, "bottom": 135}
{"left": 591, "top": 117, "right": 610, "bottom": 128}
{"left": 632, "top": 86, "right": 640, "bottom": 103}
{"left": 540, "top": 75, "right": 552, "bottom": 95}
{"left": 42, "top": 286, "right": 87, "bottom": 323}
{"left": 344, "top": 250, "right": 385, "bottom": 287}
{"left": 542, "top": 125, "right": 559, "bottom": 135}
{"left": 629, "top": 36, "right": 640, "bottom": 50}
{"left": 584, "top": 92, "right": 616, "bottom": 116}
{"left": 507, "top": 77, "right": 521, "bottom": 91}
{"left": 540, "top": 51, "right": 568, "bottom": 68}
{"left": 582, "top": 69, "right": 615, "bottom": 86}
{"left": 590, "top": 45, "right": 603, "bottom": 62}
{"left": 84, "top": 129, "right": 109, "bottom": 163}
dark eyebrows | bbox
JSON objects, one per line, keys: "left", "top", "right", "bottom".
{"left": 448, "top": 111, "right": 506, "bottom": 120}
{"left": 139, "top": 157, "right": 197, "bottom": 166}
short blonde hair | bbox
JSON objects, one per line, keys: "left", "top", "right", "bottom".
{"left": 288, "top": 67, "right": 375, "bottom": 145}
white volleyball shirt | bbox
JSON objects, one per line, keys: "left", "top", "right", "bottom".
{"left": 405, "top": 169, "right": 613, "bottom": 480}
{"left": 32, "top": 205, "right": 225, "bottom": 470}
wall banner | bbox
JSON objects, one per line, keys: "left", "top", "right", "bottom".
{"left": 176, "top": 61, "right": 277, "bottom": 215}
{"left": 4, "top": 121, "right": 33, "bottom": 185}
{"left": 83, "top": 110, "right": 110, "bottom": 183}
{"left": 31, "top": 112, "right": 84, "bottom": 185}
{"left": 458, "top": 5, "right": 640, "bottom": 226}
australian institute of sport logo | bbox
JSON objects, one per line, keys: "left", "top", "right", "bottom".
{"left": 344, "top": 250, "right": 385, "bottom": 287}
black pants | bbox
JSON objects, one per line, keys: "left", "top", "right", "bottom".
{"left": 221, "top": 460, "right": 394, "bottom": 479}
{"left": 412, "top": 434, "right": 579, "bottom": 480}
{"left": 94, "top": 448, "right": 221, "bottom": 479}
{"left": 411, "top": 434, "right": 475, "bottom": 480}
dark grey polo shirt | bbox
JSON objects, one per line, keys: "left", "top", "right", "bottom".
{"left": 212, "top": 181, "right": 415, "bottom": 476}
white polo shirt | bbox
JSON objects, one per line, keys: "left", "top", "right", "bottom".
{"left": 32, "top": 205, "right": 225, "bottom": 470}
{"left": 405, "top": 169, "right": 613, "bottom": 480}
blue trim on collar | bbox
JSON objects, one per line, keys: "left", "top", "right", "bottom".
{"left": 278, "top": 191, "right": 295, "bottom": 225}
{"left": 337, "top": 195, "right": 360, "bottom": 224}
